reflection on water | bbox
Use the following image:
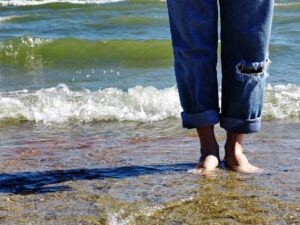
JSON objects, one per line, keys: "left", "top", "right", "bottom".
{"left": 0, "top": 121, "right": 299, "bottom": 224}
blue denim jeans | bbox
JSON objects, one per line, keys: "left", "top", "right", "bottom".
{"left": 167, "top": 0, "right": 274, "bottom": 133}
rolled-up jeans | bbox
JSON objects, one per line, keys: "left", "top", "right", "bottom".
{"left": 166, "top": 0, "right": 274, "bottom": 133}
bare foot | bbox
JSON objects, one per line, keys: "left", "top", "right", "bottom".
{"left": 190, "top": 126, "right": 220, "bottom": 175}
{"left": 225, "top": 144, "right": 263, "bottom": 174}
{"left": 193, "top": 154, "right": 220, "bottom": 175}
{"left": 224, "top": 132, "right": 263, "bottom": 174}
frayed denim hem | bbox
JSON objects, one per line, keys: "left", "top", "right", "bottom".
{"left": 220, "top": 115, "right": 261, "bottom": 134}
{"left": 181, "top": 110, "right": 220, "bottom": 129}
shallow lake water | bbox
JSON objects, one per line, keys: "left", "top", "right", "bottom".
{"left": 0, "top": 1, "right": 300, "bottom": 224}
{"left": 0, "top": 120, "right": 299, "bottom": 224}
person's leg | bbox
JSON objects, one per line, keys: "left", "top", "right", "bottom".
{"left": 196, "top": 126, "right": 220, "bottom": 174}
{"left": 166, "top": 0, "right": 220, "bottom": 173}
{"left": 224, "top": 132, "right": 263, "bottom": 173}
{"left": 166, "top": 0, "right": 220, "bottom": 128}
{"left": 220, "top": 0, "right": 274, "bottom": 173}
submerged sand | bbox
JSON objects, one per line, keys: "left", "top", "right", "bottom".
{"left": 0, "top": 120, "right": 299, "bottom": 224}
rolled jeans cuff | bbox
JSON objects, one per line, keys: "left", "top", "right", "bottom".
{"left": 181, "top": 110, "right": 220, "bottom": 129}
{"left": 220, "top": 115, "right": 261, "bottom": 134}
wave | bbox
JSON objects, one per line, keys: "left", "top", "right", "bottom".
{"left": 0, "top": 84, "right": 181, "bottom": 124}
{"left": 2, "top": 0, "right": 299, "bottom": 7}
{"left": 87, "top": 16, "right": 168, "bottom": 29}
{"left": 0, "top": 36, "right": 291, "bottom": 70}
{"left": 0, "top": 15, "right": 17, "bottom": 23}
{"left": 274, "top": 2, "right": 300, "bottom": 11}
{"left": 0, "top": 0, "right": 165, "bottom": 6}
{"left": 0, "top": 36, "right": 172, "bottom": 69}
{"left": 0, "top": 14, "right": 44, "bottom": 24}
{"left": 0, "top": 84, "right": 299, "bottom": 124}
{"left": 275, "top": 2, "right": 300, "bottom": 7}
{"left": 264, "top": 84, "right": 300, "bottom": 120}
{"left": 0, "top": 0, "right": 125, "bottom": 6}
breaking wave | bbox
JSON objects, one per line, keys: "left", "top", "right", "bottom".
{"left": 0, "top": 84, "right": 299, "bottom": 124}
{"left": 0, "top": 36, "right": 172, "bottom": 69}
{"left": 0, "top": 0, "right": 165, "bottom": 6}
{"left": 0, "top": 0, "right": 125, "bottom": 6}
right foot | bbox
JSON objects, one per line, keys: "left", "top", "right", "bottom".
{"left": 191, "top": 145, "right": 220, "bottom": 175}
{"left": 193, "top": 154, "right": 220, "bottom": 175}
{"left": 192, "top": 126, "right": 220, "bottom": 175}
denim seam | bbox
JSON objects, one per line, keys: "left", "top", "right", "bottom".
{"left": 181, "top": 109, "right": 220, "bottom": 129}
{"left": 220, "top": 115, "right": 261, "bottom": 133}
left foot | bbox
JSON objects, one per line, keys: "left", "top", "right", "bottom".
{"left": 224, "top": 143, "right": 263, "bottom": 174}
{"left": 224, "top": 132, "right": 263, "bottom": 174}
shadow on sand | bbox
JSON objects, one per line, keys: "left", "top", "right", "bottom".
{"left": 0, "top": 163, "right": 195, "bottom": 195}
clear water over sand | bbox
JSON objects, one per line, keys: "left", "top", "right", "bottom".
{"left": 0, "top": 121, "right": 299, "bottom": 224}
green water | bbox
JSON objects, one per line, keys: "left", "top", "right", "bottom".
{"left": 0, "top": 37, "right": 172, "bottom": 69}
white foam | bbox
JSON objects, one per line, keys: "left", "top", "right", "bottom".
{"left": 0, "top": 0, "right": 125, "bottom": 6}
{"left": 264, "top": 83, "right": 300, "bottom": 120}
{"left": 0, "top": 16, "right": 11, "bottom": 23}
{"left": 274, "top": 2, "right": 300, "bottom": 7}
{"left": 0, "top": 15, "right": 21, "bottom": 24}
{"left": 0, "top": 36, "right": 52, "bottom": 50}
{"left": 1, "top": 0, "right": 298, "bottom": 7}
{"left": 0, "top": 84, "right": 299, "bottom": 124}
{"left": 0, "top": 84, "right": 181, "bottom": 124}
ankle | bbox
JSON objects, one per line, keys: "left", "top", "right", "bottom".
{"left": 224, "top": 132, "right": 244, "bottom": 158}
{"left": 201, "top": 140, "right": 219, "bottom": 150}
{"left": 196, "top": 126, "right": 220, "bottom": 162}
{"left": 225, "top": 141, "right": 243, "bottom": 154}
{"left": 200, "top": 146, "right": 220, "bottom": 162}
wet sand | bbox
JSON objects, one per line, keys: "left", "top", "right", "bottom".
{"left": 0, "top": 120, "right": 299, "bottom": 224}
